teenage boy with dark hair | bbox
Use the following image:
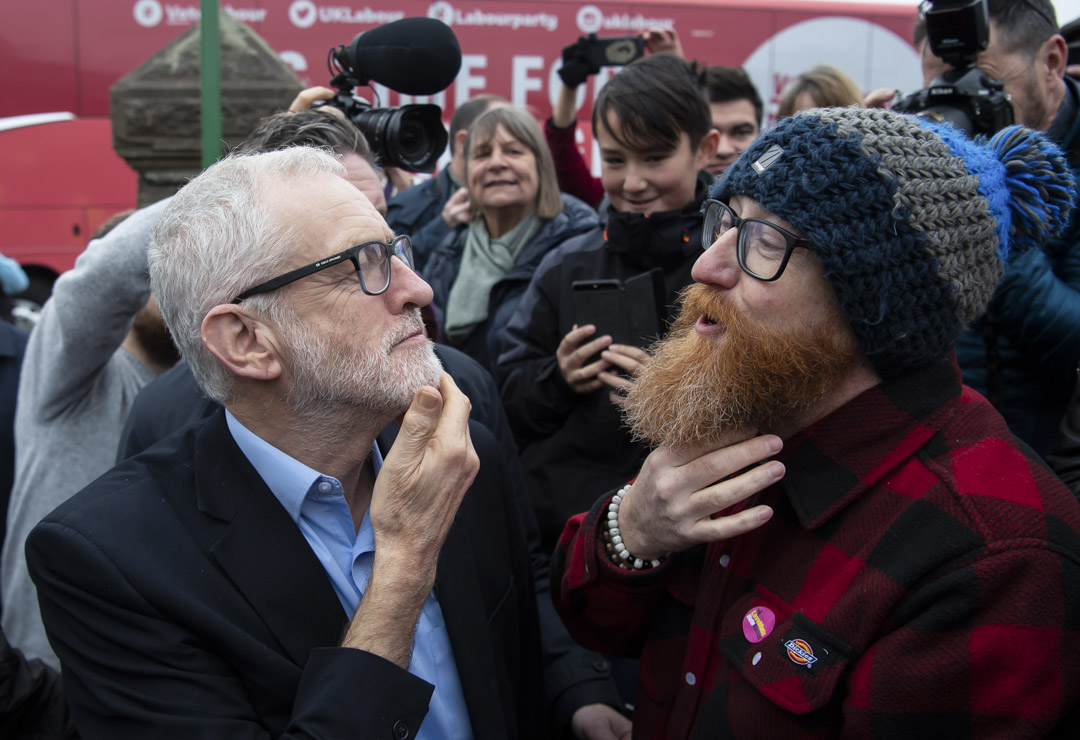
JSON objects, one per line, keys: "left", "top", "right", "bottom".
{"left": 497, "top": 54, "right": 719, "bottom": 549}
{"left": 545, "top": 32, "right": 764, "bottom": 201}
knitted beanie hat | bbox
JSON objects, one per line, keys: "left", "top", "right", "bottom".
{"left": 713, "top": 107, "right": 1074, "bottom": 378}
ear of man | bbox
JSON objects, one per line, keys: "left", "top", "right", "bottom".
{"left": 1043, "top": 33, "right": 1069, "bottom": 81}
{"left": 696, "top": 129, "right": 721, "bottom": 169}
{"left": 202, "top": 304, "right": 284, "bottom": 382}
{"left": 453, "top": 128, "right": 470, "bottom": 160}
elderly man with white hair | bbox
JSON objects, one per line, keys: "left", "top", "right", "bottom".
{"left": 25, "top": 147, "right": 548, "bottom": 740}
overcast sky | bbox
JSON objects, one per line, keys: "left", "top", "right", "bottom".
{"left": 823, "top": 0, "right": 1080, "bottom": 26}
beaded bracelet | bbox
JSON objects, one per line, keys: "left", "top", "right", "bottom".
{"left": 602, "top": 484, "right": 667, "bottom": 571}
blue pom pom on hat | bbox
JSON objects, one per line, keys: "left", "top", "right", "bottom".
{"left": 711, "top": 106, "right": 1075, "bottom": 379}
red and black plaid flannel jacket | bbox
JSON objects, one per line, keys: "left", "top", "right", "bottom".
{"left": 553, "top": 359, "right": 1080, "bottom": 738}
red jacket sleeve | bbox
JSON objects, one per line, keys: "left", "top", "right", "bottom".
{"left": 550, "top": 492, "right": 677, "bottom": 658}
{"left": 544, "top": 117, "right": 605, "bottom": 210}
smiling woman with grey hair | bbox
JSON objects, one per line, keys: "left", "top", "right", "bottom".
{"left": 422, "top": 104, "right": 600, "bottom": 370}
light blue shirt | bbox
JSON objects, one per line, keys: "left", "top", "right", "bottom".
{"left": 226, "top": 411, "right": 473, "bottom": 740}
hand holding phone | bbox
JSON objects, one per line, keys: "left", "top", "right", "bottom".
{"left": 558, "top": 34, "right": 646, "bottom": 88}
{"left": 598, "top": 344, "right": 651, "bottom": 406}
{"left": 557, "top": 324, "right": 613, "bottom": 395}
{"left": 570, "top": 272, "right": 661, "bottom": 348}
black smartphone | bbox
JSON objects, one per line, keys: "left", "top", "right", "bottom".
{"left": 583, "top": 35, "right": 645, "bottom": 69}
{"left": 622, "top": 270, "right": 662, "bottom": 345}
{"left": 571, "top": 271, "right": 661, "bottom": 349}
{"left": 572, "top": 279, "right": 628, "bottom": 346}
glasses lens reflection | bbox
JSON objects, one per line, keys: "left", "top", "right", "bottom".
{"left": 356, "top": 237, "right": 415, "bottom": 295}
{"left": 741, "top": 221, "right": 792, "bottom": 280}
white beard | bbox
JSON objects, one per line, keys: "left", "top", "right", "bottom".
{"left": 280, "top": 307, "right": 443, "bottom": 422}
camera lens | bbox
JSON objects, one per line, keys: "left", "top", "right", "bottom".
{"left": 352, "top": 104, "right": 447, "bottom": 172}
{"left": 389, "top": 107, "right": 440, "bottom": 170}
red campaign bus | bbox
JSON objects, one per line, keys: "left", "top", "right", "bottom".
{"left": 0, "top": 0, "right": 920, "bottom": 318}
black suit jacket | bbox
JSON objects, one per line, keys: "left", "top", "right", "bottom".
{"left": 27, "top": 409, "right": 546, "bottom": 739}
{"left": 115, "top": 346, "right": 622, "bottom": 734}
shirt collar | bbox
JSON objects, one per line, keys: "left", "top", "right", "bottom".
{"left": 776, "top": 357, "right": 961, "bottom": 530}
{"left": 224, "top": 409, "right": 382, "bottom": 522}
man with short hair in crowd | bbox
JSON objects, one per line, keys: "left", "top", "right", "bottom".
{"left": 703, "top": 65, "right": 763, "bottom": 176}
{"left": 552, "top": 107, "right": 1080, "bottom": 736}
{"left": 385, "top": 94, "right": 507, "bottom": 269}
{"left": 243, "top": 104, "right": 389, "bottom": 214}
{"left": 920, "top": 0, "right": 1080, "bottom": 457}
{"left": 27, "top": 147, "right": 550, "bottom": 738}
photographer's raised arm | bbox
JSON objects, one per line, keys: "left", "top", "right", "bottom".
{"left": 547, "top": 72, "right": 605, "bottom": 208}
{"left": 288, "top": 86, "right": 341, "bottom": 115}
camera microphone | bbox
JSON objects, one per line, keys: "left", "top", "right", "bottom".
{"left": 320, "top": 18, "right": 460, "bottom": 172}
{"left": 336, "top": 17, "right": 462, "bottom": 96}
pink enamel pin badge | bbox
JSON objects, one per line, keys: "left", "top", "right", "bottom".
{"left": 742, "top": 606, "right": 776, "bottom": 643}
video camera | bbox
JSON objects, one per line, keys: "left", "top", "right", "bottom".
{"left": 316, "top": 18, "right": 462, "bottom": 172}
{"left": 894, "top": 0, "right": 1014, "bottom": 137}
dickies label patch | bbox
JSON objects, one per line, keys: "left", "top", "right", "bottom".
{"left": 742, "top": 606, "right": 775, "bottom": 643}
{"left": 784, "top": 639, "right": 818, "bottom": 668}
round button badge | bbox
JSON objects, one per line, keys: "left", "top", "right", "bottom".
{"left": 742, "top": 606, "right": 776, "bottom": 644}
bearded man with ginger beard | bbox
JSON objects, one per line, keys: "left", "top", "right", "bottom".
{"left": 551, "top": 107, "right": 1080, "bottom": 738}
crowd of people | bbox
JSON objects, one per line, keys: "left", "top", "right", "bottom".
{"left": 2, "top": 0, "right": 1080, "bottom": 737}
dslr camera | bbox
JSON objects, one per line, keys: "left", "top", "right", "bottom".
{"left": 894, "top": 0, "right": 1014, "bottom": 137}
{"left": 316, "top": 33, "right": 450, "bottom": 173}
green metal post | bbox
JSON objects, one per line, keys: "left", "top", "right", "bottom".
{"left": 200, "top": 0, "right": 223, "bottom": 169}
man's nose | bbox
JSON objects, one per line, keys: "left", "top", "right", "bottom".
{"left": 716, "top": 133, "right": 737, "bottom": 156}
{"left": 692, "top": 228, "right": 741, "bottom": 289}
{"left": 386, "top": 255, "right": 434, "bottom": 311}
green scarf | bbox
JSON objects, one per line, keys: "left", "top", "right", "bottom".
{"left": 444, "top": 212, "right": 541, "bottom": 343}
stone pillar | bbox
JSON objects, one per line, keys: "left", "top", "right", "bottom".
{"left": 111, "top": 10, "right": 303, "bottom": 207}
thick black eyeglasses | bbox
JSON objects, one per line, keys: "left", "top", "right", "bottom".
{"left": 701, "top": 199, "right": 808, "bottom": 282}
{"left": 232, "top": 235, "right": 416, "bottom": 303}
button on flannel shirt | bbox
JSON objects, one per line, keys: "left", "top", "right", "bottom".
{"left": 553, "top": 359, "right": 1080, "bottom": 738}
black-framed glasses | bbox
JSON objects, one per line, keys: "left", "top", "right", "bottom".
{"left": 701, "top": 199, "right": 808, "bottom": 282}
{"left": 232, "top": 235, "right": 416, "bottom": 303}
